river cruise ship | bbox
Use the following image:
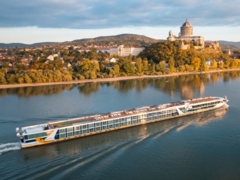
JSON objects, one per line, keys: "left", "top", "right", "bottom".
{"left": 16, "top": 96, "right": 229, "bottom": 148}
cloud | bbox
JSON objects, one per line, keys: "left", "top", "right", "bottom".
{"left": 0, "top": 0, "right": 240, "bottom": 29}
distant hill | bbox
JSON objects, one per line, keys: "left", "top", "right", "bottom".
{"left": 0, "top": 34, "right": 162, "bottom": 48}
{"left": 218, "top": 40, "right": 240, "bottom": 46}
{"left": 0, "top": 42, "right": 56, "bottom": 48}
{"left": 73, "top": 34, "right": 163, "bottom": 47}
{"left": 217, "top": 41, "right": 240, "bottom": 52}
{"left": 1, "top": 35, "right": 240, "bottom": 51}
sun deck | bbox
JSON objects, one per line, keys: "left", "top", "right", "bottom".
{"left": 188, "top": 97, "right": 218, "bottom": 104}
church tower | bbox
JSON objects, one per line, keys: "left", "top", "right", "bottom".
{"left": 166, "top": 20, "right": 204, "bottom": 48}
{"left": 180, "top": 20, "right": 193, "bottom": 36}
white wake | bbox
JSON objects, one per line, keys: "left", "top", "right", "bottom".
{"left": 0, "top": 142, "right": 21, "bottom": 155}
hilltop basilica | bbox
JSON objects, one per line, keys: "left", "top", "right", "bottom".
{"left": 167, "top": 20, "right": 204, "bottom": 48}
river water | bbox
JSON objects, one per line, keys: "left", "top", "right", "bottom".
{"left": 0, "top": 72, "right": 240, "bottom": 180}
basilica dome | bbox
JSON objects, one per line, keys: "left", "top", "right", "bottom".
{"left": 180, "top": 20, "right": 193, "bottom": 36}
{"left": 181, "top": 20, "right": 192, "bottom": 27}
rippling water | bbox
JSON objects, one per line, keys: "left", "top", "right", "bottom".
{"left": 1, "top": 72, "right": 240, "bottom": 180}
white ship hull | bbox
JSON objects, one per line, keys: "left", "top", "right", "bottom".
{"left": 16, "top": 96, "right": 229, "bottom": 148}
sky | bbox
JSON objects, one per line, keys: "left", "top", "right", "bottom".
{"left": 0, "top": 0, "right": 240, "bottom": 44}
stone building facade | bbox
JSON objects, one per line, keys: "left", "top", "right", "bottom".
{"left": 167, "top": 20, "right": 204, "bottom": 48}
{"left": 79, "top": 45, "right": 144, "bottom": 57}
{"left": 109, "top": 45, "right": 145, "bottom": 56}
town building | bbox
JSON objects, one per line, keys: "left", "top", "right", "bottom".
{"left": 79, "top": 45, "right": 145, "bottom": 57}
{"left": 109, "top": 45, "right": 145, "bottom": 56}
{"left": 167, "top": 20, "right": 205, "bottom": 48}
{"left": 205, "top": 41, "right": 220, "bottom": 49}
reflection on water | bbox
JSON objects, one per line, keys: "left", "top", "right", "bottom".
{"left": 0, "top": 71, "right": 240, "bottom": 99}
{"left": 0, "top": 84, "right": 74, "bottom": 97}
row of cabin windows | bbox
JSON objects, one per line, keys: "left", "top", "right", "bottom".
{"left": 180, "top": 101, "right": 221, "bottom": 112}
{"left": 57, "top": 110, "right": 179, "bottom": 138}
{"left": 61, "top": 111, "right": 177, "bottom": 131}
{"left": 144, "top": 109, "right": 178, "bottom": 121}
{"left": 192, "top": 101, "right": 220, "bottom": 109}
{"left": 147, "top": 109, "right": 177, "bottom": 117}
{"left": 58, "top": 118, "right": 144, "bottom": 138}
{"left": 25, "top": 109, "right": 179, "bottom": 140}
{"left": 58, "top": 114, "right": 179, "bottom": 139}
{"left": 25, "top": 132, "right": 47, "bottom": 140}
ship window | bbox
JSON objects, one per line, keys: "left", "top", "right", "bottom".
{"left": 28, "top": 132, "right": 47, "bottom": 139}
{"left": 60, "top": 129, "right": 65, "bottom": 133}
{"left": 60, "top": 134, "right": 66, "bottom": 138}
{"left": 82, "top": 125, "right": 87, "bottom": 129}
{"left": 95, "top": 122, "right": 101, "bottom": 127}
{"left": 67, "top": 127, "right": 73, "bottom": 132}
{"left": 132, "top": 116, "right": 137, "bottom": 120}
{"left": 102, "top": 126, "right": 107, "bottom": 130}
{"left": 89, "top": 124, "right": 94, "bottom": 128}
{"left": 75, "top": 126, "right": 80, "bottom": 131}
{"left": 89, "top": 128, "right": 94, "bottom": 132}
{"left": 108, "top": 120, "right": 113, "bottom": 125}
{"left": 122, "top": 122, "right": 127, "bottom": 126}
{"left": 75, "top": 131, "right": 80, "bottom": 135}
{"left": 82, "top": 130, "right": 87, "bottom": 134}
{"left": 67, "top": 132, "right": 73, "bottom": 137}
{"left": 96, "top": 127, "right": 101, "bottom": 131}
{"left": 132, "top": 120, "right": 137, "bottom": 124}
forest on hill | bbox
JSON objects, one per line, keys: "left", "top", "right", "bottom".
{"left": 72, "top": 34, "right": 161, "bottom": 47}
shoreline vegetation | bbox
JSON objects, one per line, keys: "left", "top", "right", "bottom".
{"left": 0, "top": 68, "right": 239, "bottom": 89}
{"left": 1, "top": 41, "right": 240, "bottom": 89}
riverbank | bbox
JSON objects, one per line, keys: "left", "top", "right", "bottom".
{"left": 0, "top": 69, "right": 240, "bottom": 89}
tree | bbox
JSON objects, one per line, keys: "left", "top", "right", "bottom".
{"left": 179, "top": 65, "right": 185, "bottom": 72}
{"left": 0, "top": 71, "right": 7, "bottom": 84}
{"left": 135, "top": 57, "right": 143, "bottom": 74}
{"left": 113, "top": 64, "right": 120, "bottom": 77}
{"left": 199, "top": 58, "right": 207, "bottom": 71}
{"left": 185, "top": 64, "right": 194, "bottom": 72}
{"left": 77, "top": 59, "right": 91, "bottom": 74}
{"left": 168, "top": 57, "right": 175, "bottom": 72}
{"left": 24, "top": 74, "right": 32, "bottom": 83}
{"left": 211, "top": 60, "right": 217, "bottom": 69}
{"left": 142, "top": 59, "right": 149, "bottom": 74}
{"left": 118, "top": 58, "right": 135, "bottom": 75}
{"left": 222, "top": 54, "right": 230, "bottom": 68}
{"left": 219, "top": 62, "right": 224, "bottom": 69}
{"left": 158, "top": 61, "right": 166, "bottom": 73}
{"left": 7, "top": 74, "right": 17, "bottom": 84}
{"left": 91, "top": 61, "right": 100, "bottom": 72}
{"left": 230, "top": 59, "right": 239, "bottom": 68}
{"left": 191, "top": 57, "right": 201, "bottom": 71}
